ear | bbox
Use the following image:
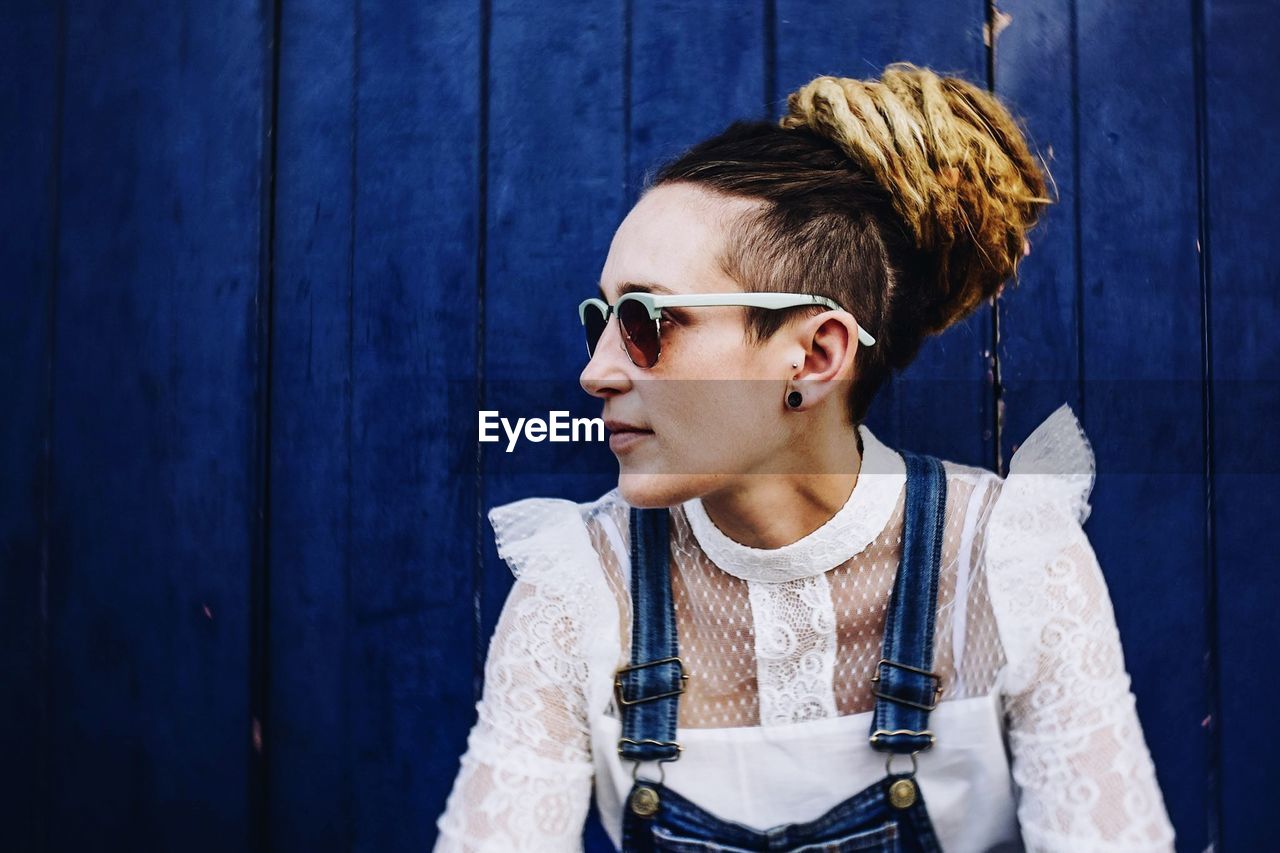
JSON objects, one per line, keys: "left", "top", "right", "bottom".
{"left": 788, "top": 311, "right": 860, "bottom": 408}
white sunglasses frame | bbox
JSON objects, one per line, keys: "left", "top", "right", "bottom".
{"left": 578, "top": 291, "right": 876, "bottom": 366}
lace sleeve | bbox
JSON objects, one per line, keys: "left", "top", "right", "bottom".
{"left": 984, "top": 403, "right": 1176, "bottom": 851}
{"left": 434, "top": 497, "right": 615, "bottom": 852}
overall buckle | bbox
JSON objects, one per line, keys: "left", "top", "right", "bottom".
{"left": 869, "top": 657, "right": 943, "bottom": 711}
{"left": 613, "top": 656, "right": 689, "bottom": 707}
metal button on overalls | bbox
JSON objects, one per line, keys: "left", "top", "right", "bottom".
{"left": 889, "top": 778, "right": 917, "bottom": 809}
{"left": 630, "top": 786, "right": 660, "bottom": 818}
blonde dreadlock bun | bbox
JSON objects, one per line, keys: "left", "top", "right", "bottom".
{"left": 779, "top": 63, "right": 1051, "bottom": 336}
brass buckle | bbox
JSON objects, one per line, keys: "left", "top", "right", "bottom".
{"left": 614, "top": 656, "right": 689, "bottom": 707}
{"left": 869, "top": 657, "right": 943, "bottom": 711}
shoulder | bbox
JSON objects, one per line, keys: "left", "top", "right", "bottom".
{"left": 487, "top": 487, "right": 631, "bottom": 586}
{"left": 981, "top": 402, "right": 1097, "bottom": 554}
{"left": 974, "top": 403, "right": 1104, "bottom": 694}
{"left": 921, "top": 403, "right": 1096, "bottom": 545}
{"left": 925, "top": 402, "right": 1095, "bottom": 525}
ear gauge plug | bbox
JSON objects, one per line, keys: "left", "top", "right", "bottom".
{"left": 787, "top": 391, "right": 803, "bottom": 409}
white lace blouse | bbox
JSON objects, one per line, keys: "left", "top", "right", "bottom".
{"left": 434, "top": 403, "right": 1177, "bottom": 852}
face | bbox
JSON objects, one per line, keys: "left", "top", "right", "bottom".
{"left": 580, "top": 183, "right": 832, "bottom": 508}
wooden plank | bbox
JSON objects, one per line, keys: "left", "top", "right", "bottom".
{"left": 0, "top": 1, "right": 60, "bottom": 847}
{"left": 774, "top": 0, "right": 994, "bottom": 465}
{"left": 347, "top": 0, "right": 481, "bottom": 846}
{"left": 267, "top": 0, "right": 357, "bottom": 847}
{"left": 46, "top": 2, "right": 271, "bottom": 847}
{"left": 992, "top": 0, "right": 1084, "bottom": 457}
{"left": 271, "top": 0, "right": 483, "bottom": 849}
{"left": 1203, "top": 0, "right": 1280, "bottom": 847}
{"left": 1073, "top": 1, "right": 1206, "bottom": 847}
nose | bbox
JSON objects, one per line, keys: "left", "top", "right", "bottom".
{"left": 580, "top": 311, "right": 634, "bottom": 399}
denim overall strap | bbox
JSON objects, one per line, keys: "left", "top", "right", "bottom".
{"left": 616, "top": 506, "right": 687, "bottom": 764}
{"left": 869, "top": 450, "right": 947, "bottom": 755}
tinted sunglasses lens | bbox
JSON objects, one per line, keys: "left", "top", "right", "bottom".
{"left": 582, "top": 303, "right": 607, "bottom": 357}
{"left": 618, "top": 298, "right": 659, "bottom": 367}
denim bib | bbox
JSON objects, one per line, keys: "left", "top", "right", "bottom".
{"left": 615, "top": 450, "right": 948, "bottom": 852}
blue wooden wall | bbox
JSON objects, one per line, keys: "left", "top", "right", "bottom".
{"left": 2, "top": 1, "right": 1276, "bottom": 851}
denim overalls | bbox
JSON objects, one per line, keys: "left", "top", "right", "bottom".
{"left": 614, "top": 450, "right": 948, "bottom": 852}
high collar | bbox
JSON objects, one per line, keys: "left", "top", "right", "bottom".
{"left": 680, "top": 424, "right": 906, "bottom": 584}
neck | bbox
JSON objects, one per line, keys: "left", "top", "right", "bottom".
{"left": 698, "top": 422, "right": 864, "bottom": 550}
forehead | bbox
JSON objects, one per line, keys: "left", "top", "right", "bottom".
{"left": 599, "top": 183, "right": 757, "bottom": 297}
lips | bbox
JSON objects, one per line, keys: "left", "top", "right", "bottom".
{"left": 604, "top": 419, "right": 653, "bottom": 436}
{"left": 605, "top": 419, "right": 654, "bottom": 453}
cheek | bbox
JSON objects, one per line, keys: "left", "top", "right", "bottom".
{"left": 649, "top": 376, "right": 787, "bottom": 475}
{"left": 628, "top": 324, "right": 792, "bottom": 480}
{"left": 675, "top": 323, "right": 758, "bottom": 380}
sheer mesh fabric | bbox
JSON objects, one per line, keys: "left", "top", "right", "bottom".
{"left": 585, "top": 466, "right": 1006, "bottom": 729}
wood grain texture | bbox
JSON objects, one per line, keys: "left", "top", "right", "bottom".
{"left": 43, "top": 1, "right": 271, "bottom": 848}
{"left": 268, "top": 0, "right": 358, "bottom": 847}
{"left": 1203, "top": 0, "right": 1280, "bottom": 848}
{"left": 0, "top": 1, "right": 60, "bottom": 849}
{"left": 270, "top": 0, "right": 482, "bottom": 849}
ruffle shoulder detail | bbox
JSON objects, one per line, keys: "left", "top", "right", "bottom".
{"left": 984, "top": 402, "right": 1100, "bottom": 697}
{"left": 1003, "top": 401, "right": 1097, "bottom": 525}
{"left": 485, "top": 493, "right": 623, "bottom": 709}
{"left": 487, "top": 496, "right": 602, "bottom": 585}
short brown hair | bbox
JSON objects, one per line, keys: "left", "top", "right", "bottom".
{"left": 646, "top": 62, "right": 1052, "bottom": 425}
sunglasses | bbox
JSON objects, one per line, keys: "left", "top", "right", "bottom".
{"left": 578, "top": 291, "right": 877, "bottom": 368}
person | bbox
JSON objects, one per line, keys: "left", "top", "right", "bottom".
{"left": 434, "top": 63, "right": 1176, "bottom": 851}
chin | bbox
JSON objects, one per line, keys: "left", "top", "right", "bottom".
{"left": 617, "top": 471, "right": 700, "bottom": 509}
